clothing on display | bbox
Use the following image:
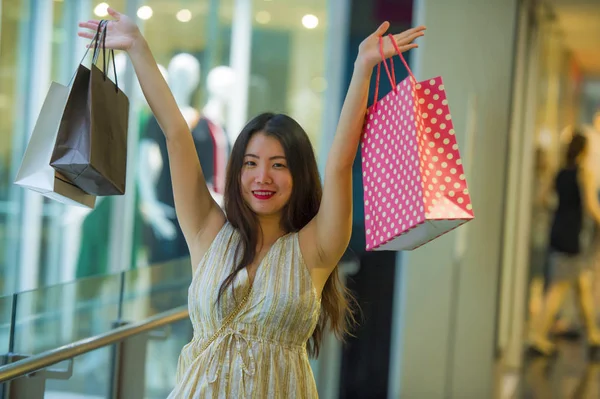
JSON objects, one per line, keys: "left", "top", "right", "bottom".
{"left": 75, "top": 192, "right": 144, "bottom": 279}
{"left": 142, "top": 114, "right": 228, "bottom": 264}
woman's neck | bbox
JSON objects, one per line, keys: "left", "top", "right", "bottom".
{"left": 257, "top": 214, "right": 285, "bottom": 249}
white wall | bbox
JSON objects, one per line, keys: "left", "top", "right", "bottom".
{"left": 388, "top": 0, "right": 519, "bottom": 397}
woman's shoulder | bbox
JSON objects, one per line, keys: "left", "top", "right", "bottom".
{"left": 214, "top": 220, "right": 237, "bottom": 243}
{"left": 191, "top": 221, "right": 238, "bottom": 271}
{"left": 278, "top": 230, "right": 304, "bottom": 258}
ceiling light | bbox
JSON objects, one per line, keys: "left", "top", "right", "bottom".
{"left": 302, "top": 14, "right": 319, "bottom": 29}
{"left": 176, "top": 9, "right": 192, "bottom": 22}
{"left": 256, "top": 11, "right": 271, "bottom": 25}
{"left": 137, "top": 5, "right": 153, "bottom": 20}
{"left": 94, "top": 3, "right": 109, "bottom": 17}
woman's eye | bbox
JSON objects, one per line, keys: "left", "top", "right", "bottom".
{"left": 273, "top": 163, "right": 287, "bottom": 169}
{"left": 244, "top": 161, "right": 256, "bottom": 167}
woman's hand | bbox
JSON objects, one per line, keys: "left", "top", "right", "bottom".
{"left": 356, "top": 21, "right": 425, "bottom": 71}
{"left": 77, "top": 7, "right": 142, "bottom": 52}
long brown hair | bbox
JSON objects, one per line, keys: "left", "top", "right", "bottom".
{"left": 219, "top": 112, "right": 357, "bottom": 357}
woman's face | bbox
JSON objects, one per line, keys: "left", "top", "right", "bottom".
{"left": 241, "top": 133, "right": 293, "bottom": 218}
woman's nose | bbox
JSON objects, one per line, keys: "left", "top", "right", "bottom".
{"left": 255, "top": 166, "right": 272, "bottom": 184}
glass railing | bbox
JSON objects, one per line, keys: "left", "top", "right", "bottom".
{"left": 0, "top": 258, "right": 194, "bottom": 398}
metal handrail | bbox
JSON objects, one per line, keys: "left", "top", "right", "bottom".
{"left": 0, "top": 306, "right": 189, "bottom": 382}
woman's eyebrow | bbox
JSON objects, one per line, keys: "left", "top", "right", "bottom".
{"left": 244, "top": 154, "right": 287, "bottom": 161}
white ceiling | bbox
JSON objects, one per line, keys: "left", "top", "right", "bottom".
{"left": 546, "top": 0, "right": 600, "bottom": 76}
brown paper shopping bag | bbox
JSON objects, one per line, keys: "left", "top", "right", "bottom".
{"left": 50, "top": 20, "right": 129, "bottom": 196}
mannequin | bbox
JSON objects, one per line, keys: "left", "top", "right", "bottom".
{"left": 136, "top": 56, "right": 177, "bottom": 243}
{"left": 203, "top": 66, "right": 236, "bottom": 128}
{"left": 202, "top": 65, "right": 235, "bottom": 193}
{"left": 140, "top": 53, "right": 225, "bottom": 265}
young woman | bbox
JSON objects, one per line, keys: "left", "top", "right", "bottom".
{"left": 529, "top": 132, "right": 600, "bottom": 358}
{"left": 78, "top": 8, "right": 425, "bottom": 397}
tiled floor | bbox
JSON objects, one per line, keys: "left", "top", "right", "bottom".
{"left": 516, "top": 340, "right": 600, "bottom": 398}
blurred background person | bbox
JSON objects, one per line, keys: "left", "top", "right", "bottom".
{"left": 528, "top": 131, "right": 600, "bottom": 358}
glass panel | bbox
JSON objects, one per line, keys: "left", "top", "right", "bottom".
{"left": 248, "top": 0, "right": 329, "bottom": 156}
{"left": 12, "top": 273, "right": 122, "bottom": 356}
{"left": 122, "top": 258, "right": 192, "bottom": 322}
{"left": 144, "top": 318, "right": 193, "bottom": 398}
{"left": 44, "top": 346, "right": 114, "bottom": 398}
{"left": 0, "top": 0, "right": 141, "bottom": 299}
{"left": 0, "top": 295, "right": 14, "bottom": 362}
{"left": 0, "top": 0, "right": 27, "bottom": 297}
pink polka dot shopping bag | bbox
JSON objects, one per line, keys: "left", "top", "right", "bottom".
{"left": 361, "top": 34, "right": 474, "bottom": 251}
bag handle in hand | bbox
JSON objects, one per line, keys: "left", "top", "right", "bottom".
{"left": 101, "top": 22, "right": 119, "bottom": 92}
{"left": 386, "top": 34, "right": 416, "bottom": 83}
{"left": 91, "top": 21, "right": 119, "bottom": 93}
{"left": 91, "top": 21, "right": 105, "bottom": 64}
{"left": 67, "top": 20, "right": 105, "bottom": 87}
{"left": 372, "top": 34, "right": 417, "bottom": 110}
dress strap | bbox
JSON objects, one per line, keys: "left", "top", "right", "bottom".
{"left": 199, "top": 286, "right": 252, "bottom": 353}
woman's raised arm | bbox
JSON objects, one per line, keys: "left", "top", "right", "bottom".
{"left": 78, "top": 8, "right": 225, "bottom": 265}
{"left": 300, "top": 22, "right": 425, "bottom": 272}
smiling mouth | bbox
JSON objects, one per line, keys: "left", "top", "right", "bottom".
{"left": 252, "top": 191, "right": 275, "bottom": 200}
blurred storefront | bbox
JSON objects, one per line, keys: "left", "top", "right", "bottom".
{"left": 0, "top": 0, "right": 338, "bottom": 294}
{"left": 0, "top": 0, "right": 348, "bottom": 396}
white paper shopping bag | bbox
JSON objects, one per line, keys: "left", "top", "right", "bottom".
{"left": 15, "top": 82, "right": 96, "bottom": 208}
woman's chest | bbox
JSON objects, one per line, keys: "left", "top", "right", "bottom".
{"left": 189, "top": 260, "right": 319, "bottom": 327}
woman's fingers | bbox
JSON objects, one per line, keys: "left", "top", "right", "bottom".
{"left": 404, "top": 26, "right": 427, "bottom": 36}
{"left": 384, "top": 42, "right": 418, "bottom": 57}
{"left": 394, "top": 32, "right": 424, "bottom": 47}
{"left": 107, "top": 7, "right": 120, "bottom": 19}
{"left": 395, "top": 31, "right": 425, "bottom": 45}
{"left": 79, "top": 21, "right": 100, "bottom": 30}
{"left": 77, "top": 31, "right": 96, "bottom": 40}
{"left": 373, "top": 21, "right": 390, "bottom": 37}
{"left": 395, "top": 26, "right": 426, "bottom": 42}
{"left": 398, "top": 43, "right": 418, "bottom": 53}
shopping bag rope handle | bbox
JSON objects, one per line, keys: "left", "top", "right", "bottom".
{"left": 91, "top": 21, "right": 105, "bottom": 65}
{"left": 92, "top": 22, "right": 119, "bottom": 93}
{"left": 68, "top": 21, "right": 104, "bottom": 87}
{"left": 68, "top": 20, "right": 120, "bottom": 93}
{"left": 373, "top": 34, "right": 417, "bottom": 110}
{"left": 373, "top": 36, "right": 395, "bottom": 109}
{"left": 102, "top": 23, "right": 119, "bottom": 91}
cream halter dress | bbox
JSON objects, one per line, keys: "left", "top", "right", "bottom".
{"left": 167, "top": 222, "right": 321, "bottom": 398}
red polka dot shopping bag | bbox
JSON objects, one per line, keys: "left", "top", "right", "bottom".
{"left": 361, "top": 34, "right": 474, "bottom": 251}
